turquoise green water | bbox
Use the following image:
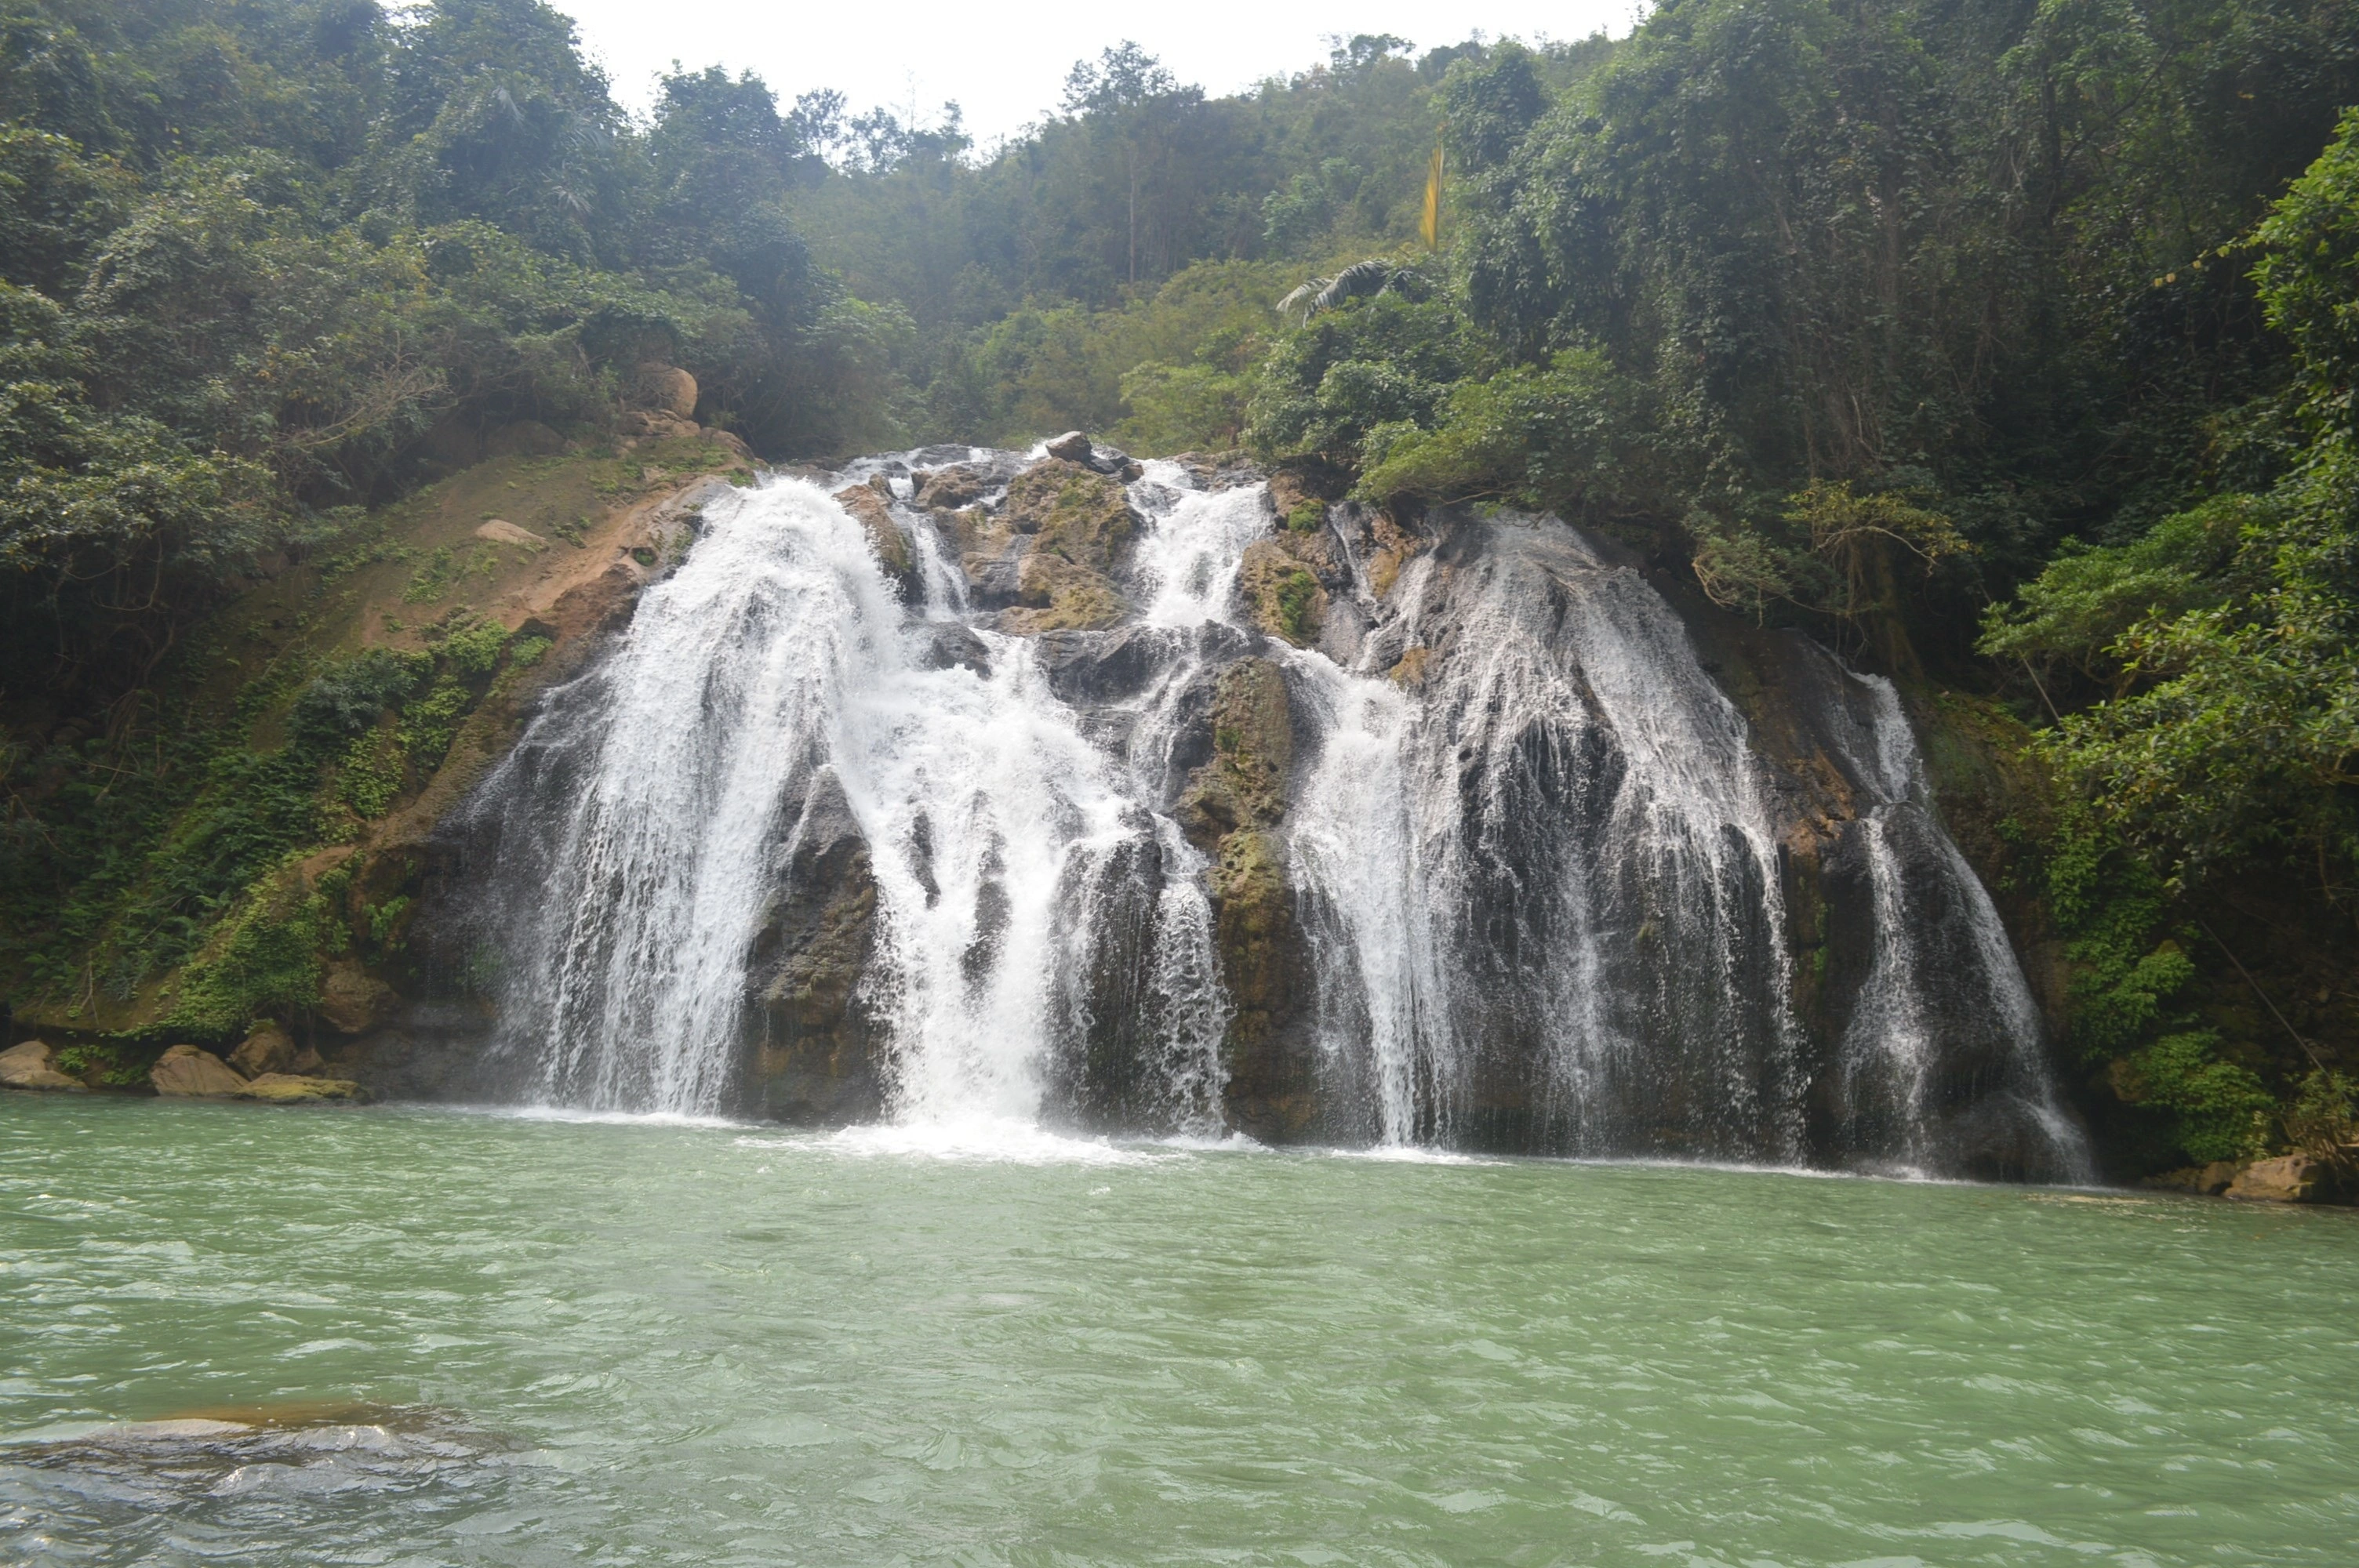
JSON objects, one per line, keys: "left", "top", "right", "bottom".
{"left": 2, "top": 1098, "right": 2355, "bottom": 1566}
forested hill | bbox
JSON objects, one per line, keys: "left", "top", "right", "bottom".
{"left": 4, "top": 0, "right": 2357, "bottom": 1177}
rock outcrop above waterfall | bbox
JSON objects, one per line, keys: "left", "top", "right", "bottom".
{"left": 955, "top": 459, "right": 1140, "bottom": 631}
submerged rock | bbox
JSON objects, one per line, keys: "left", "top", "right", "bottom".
{"left": 0, "top": 1040, "right": 85, "bottom": 1092}
{"left": 151, "top": 1045, "right": 246, "bottom": 1098}
{"left": 234, "top": 1073, "right": 366, "bottom": 1104}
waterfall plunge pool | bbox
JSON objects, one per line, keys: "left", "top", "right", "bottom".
{"left": 3, "top": 1096, "right": 2354, "bottom": 1565}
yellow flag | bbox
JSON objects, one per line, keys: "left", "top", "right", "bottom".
{"left": 1422, "top": 143, "right": 1445, "bottom": 251}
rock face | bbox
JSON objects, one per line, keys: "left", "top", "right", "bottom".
{"left": 151, "top": 1045, "right": 247, "bottom": 1098}
{"left": 0, "top": 1040, "right": 86, "bottom": 1091}
{"left": 833, "top": 479, "right": 918, "bottom": 598}
{"left": 746, "top": 768, "right": 885, "bottom": 1122}
{"left": 2226, "top": 1154, "right": 2340, "bottom": 1203}
{"left": 318, "top": 962, "right": 398, "bottom": 1035}
{"left": 960, "top": 459, "right": 1139, "bottom": 633}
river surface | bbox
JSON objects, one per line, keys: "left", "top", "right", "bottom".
{"left": 2, "top": 1097, "right": 2354, "bottom": 1566}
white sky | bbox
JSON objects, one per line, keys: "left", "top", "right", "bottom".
{"left": 551, "top": 0, "right": 1645, "bottom": 148}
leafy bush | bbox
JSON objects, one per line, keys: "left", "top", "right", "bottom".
{"left": 2119, "top": 1033, "right": 2274, "bottom": 1163}
{"left": 289, "top": 650, "right": 425, "bottom": 750}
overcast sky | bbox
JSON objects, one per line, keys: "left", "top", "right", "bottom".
{"left": 551, "top": 0, "right": 1644, "bottom": 148}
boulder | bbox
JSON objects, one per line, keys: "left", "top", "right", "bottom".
{"left": 2226, "top": 1154, "right": 2339, "bottom": 1203}
{"left": 227, "top": 1025, "right": 297, "bottom": 1079}
{"left": 151, "top": 1044, "right": 248, "bottom": 1098}
{"left": 914, "top": 463, "right": 994, "bottom": 510}
{"left": 234, "top": 1073, "right": 365, "bottom": 1104}
{"left": 1042, "top": 430, "right": 1143, "bottom": 481}
{"left": 634, "top": 363, "right": 699, "bottom": 420}
{"left": 0, "top": 1040, "right": 86, "bottom": 1092}
{"left": 473, "top": 518, "right": 547, "bottom": 549}
{"left": 318, "top": 962, "right": 398, "bottom": 1035}
{"left": 969, "top": 459, "right": 1139, "bottom": 633}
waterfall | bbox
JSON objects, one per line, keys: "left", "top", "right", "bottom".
{"left": 1347, "top": 521, "right": 1805, "bottom": 1158}
{"left": 1825, "top": 673, "right": 2093, "bottom": 1182}
{"left": 479, "top": 481, "right": 889, "bottom": 1115}
{"left": 443, "top": 449, "right": 2085, "bottom": 1178}
{"left": 465, "top": 472, "right": 1227, "bottom": 1130}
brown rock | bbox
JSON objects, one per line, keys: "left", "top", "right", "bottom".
{"left": 1239, "top": 539, "right": 1329, "bottom": 647}
{"left": 227, "top": 1025, "right": 297, "bottom": 1079}
{"left": 1002, "top": 552, "right": 1126, "bottom": 632}
{"left": 474, "top": 518, "right": 547, "bottom": 549}
{"left": 634, "top": 364, "right": 699, "bottom": 420}
{"left": 972, "top": 459, "right": 1138, "bottom": 633}
{"left": 914, "top": 464, "right": 993, "bottom": 510}
{"left": 831, "top": 482, "right": 914, "bottom": 588}
{"left": 1177, "top": 659, "right": 1292, "bottom": 848}
{"left": 1044, "top": 430, "right": 1096, "bottom": 464}
{"left": 0, "top": 1040, "right": 85, "bottom": 1092}
{"left": 318, "top": 963, "right": 398, "bottom": 1035}
{"left": 234, "top": 1073, "right": 365, "bottom": 1104}
{"left": 998, "top": 461, "right": 1136, "bottom": 568}
{"left": 151, "top": 1045, "right": 248, "bottom": 1098}
{"left": 2226, "top": 1154, "right": 2338, "bottom": 1203}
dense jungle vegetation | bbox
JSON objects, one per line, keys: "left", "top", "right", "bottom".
{"left": 2, "top": 0, "right": 2355, "bottom": 1174}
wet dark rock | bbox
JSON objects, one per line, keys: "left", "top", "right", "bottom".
{"left": 1042, "top": 431, "right": 1143, "bottom": 480}
{"left": 747, "top": 768, "right": 885, "bottom": 1123}
{"left": 911, "top": 622, "right": 992, "bottom": 676}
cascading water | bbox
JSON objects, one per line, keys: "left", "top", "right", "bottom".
{"left": 443, "top": 445, "right": 2087, "bottom": 1178}
{"left": 1377, "top": 518, "right": 1793, "bottom": 1155}
{"left": 1822, "top": 672, "right": 2093, "bottom": 1181}
{"left": 459, "top": 468, "right": 1229, "bottom": 1131}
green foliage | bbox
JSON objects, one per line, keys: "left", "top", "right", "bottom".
{"left": 1274, "top": 569, "right": 1319, "bottom": 641}
{"left": 1284, "top": 499, "right": 1325, "bottom": 533}
{"left": 2119, "top": 1032, "right": 2275, "bottom": 1163}
{"left": 397, "top": 680, "right": 473, "bottom": 771}
{"left": 437, "top": 618, "right": 510, "bottom": 678}
{"left": 2041, "top": 808, "right": 2197, "bottom": 1062}
{"left": 338, "top": 730, "right": 405, "bottom": 819}
{"left": 161, "top": 866, "right": 341, "bottom": 1039}
{"left": 2283, "top": 1069, "right": 2359, "bottom": 1162}
{"left": 2252, "top": 107, "right": 2359, "bottom": 437}
{"left": 1692, "top": 483, "right": 1972, "bottom": 649}
{"left": 1979, "top": 495, "right": 2266, "bottom": 684}
{"left": 2005, "top": 109, "right": 2359, "bottom": 902}
{"left": 1352, "top": 348, "right": 1648, "bottom": 515}
{"left": 1249, "top": 285, "right": 1469, "bottom": 463}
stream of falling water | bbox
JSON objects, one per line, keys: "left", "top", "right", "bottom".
{"left": 463, "top": 456, "right": 2086, "bottom": 1175}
